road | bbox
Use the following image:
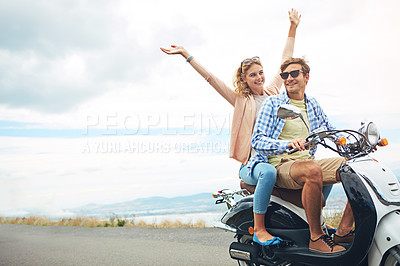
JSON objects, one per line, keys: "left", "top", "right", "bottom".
{"left": 0, "top": 223, "right": 237, "bottom": 265}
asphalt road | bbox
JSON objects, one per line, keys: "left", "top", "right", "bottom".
{"left": 0, "top": 223, "right": 237, "bottom": 266}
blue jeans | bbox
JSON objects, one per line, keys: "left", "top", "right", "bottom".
{"left": 240, "top": 163, "right": 277, "bottom": 214}
{"left": 239, "top": 163, "right": 333, "bottom": 214}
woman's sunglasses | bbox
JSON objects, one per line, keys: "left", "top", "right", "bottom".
{"left": 241, "top": 56, "right": 260, "bottom": 73}
{"left": 280, "top": 70, "right": 304, "bottom": 79}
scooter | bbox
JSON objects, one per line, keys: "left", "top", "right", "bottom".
{"left": 212, "top": 104, "right": 400, "bottom": 266}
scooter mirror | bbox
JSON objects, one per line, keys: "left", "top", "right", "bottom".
{"left": 277, "top": 104, "right": 301, "bottom": 120}
{"left": 277, "top": 104, "right": 310, "bottom": 133}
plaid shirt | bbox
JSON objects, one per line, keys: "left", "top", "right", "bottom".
{"left": 247, "top": 90, "right": 335, "bottom": 174}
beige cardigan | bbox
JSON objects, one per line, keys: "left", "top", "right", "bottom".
{"left": 189, "top": 37, "right": 295, "bottom": 164}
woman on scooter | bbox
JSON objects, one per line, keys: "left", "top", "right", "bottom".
{"left": 161, "top": 9, "right": 302, "bottom": 246}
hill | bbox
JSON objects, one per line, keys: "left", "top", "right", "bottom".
{"left": 67, "top": 192, "right": 227, "bottom": 218}
{"left": 68, "top": 185, "right": 347, "bottom": 218}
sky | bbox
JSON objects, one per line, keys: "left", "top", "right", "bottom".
{"left": 1, "top": 0, "right": 400, "bottom": 217}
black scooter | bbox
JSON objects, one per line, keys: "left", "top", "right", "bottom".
{"left": 212, "top": 105, "right": 400, "bottom": 266}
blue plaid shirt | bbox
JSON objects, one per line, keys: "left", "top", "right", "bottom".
{"left": 247, "top": 90, "right": 335, "bottom": 174}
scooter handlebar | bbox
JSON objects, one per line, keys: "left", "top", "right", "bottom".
{"left": 287, "top": 141, "right": 310, "bottom": 154}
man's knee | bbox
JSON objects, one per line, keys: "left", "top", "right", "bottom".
{"left": 293, "top": 161, "right": 322, "bottom": 183}
{"left": 306, "top": 162, "right": 323, "bottom": 181}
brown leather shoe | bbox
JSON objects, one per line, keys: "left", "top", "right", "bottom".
{"left": 240, "top": 180, "right": 255, "bottom": 194}
{"left": 333, "top": 230, "right": 355, "bottom": 244}
{"left": 309, "top": 234, "right": 346, "bottom": 254}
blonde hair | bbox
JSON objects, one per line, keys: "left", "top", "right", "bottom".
{"left": 233, "top": 60, "right": 263, "bottom": 97}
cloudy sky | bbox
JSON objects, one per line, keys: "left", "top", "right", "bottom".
{"left": 1, "top": 0, "right": 399, "bottom": 217}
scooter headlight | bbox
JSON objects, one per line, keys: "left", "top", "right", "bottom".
{"left": 360, "top": 122, "right": 380, "bottom": 146}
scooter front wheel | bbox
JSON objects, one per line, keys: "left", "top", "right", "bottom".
{"left": 381, "top": 245, "right": 400, "bottom": 266}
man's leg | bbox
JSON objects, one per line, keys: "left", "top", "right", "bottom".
{"left": 283, "top": 160, "right": 345, "bottom": 253}
{"left": 334, "top": 202, "right": 355, "bottom": 243}
{"left": 316, "top": 157, "right": 355, "bottom": 243}
{"left": 289, "top": 161, "right": 324, "bottom": 239}
{"left": 336, "top": 202, "right": 354, "bottom": 233}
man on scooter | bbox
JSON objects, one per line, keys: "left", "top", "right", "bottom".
{"left": 248, "top": 57, "right": 354, "bottom": 254}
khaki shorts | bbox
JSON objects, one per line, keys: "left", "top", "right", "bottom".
{"left": 275, "top": 157, "right": 345, "bottom": 190}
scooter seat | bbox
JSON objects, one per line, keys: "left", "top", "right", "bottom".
{"left": 240, "top": 181, "right": 325, "bottom": 209}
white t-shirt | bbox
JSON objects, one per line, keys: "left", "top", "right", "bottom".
{"left": 250, "top": 94, "right": 268, "bottom": 158}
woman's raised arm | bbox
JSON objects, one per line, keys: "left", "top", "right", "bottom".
{"left": 160, "top": 45, "right": 191, "bottom": 60}
{"left": 288, "top": 8, "right": 301, "bottom": 38}
{"left": 265, "top": 9, "right": 301, "bottom": 95}
{"left": 160, "top": 45, "right": 236, "bottom": 106}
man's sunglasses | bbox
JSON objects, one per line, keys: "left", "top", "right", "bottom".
{"left": 280, "top": 70, "right": 304, "bottom": 79}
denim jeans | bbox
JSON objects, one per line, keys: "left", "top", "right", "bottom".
{"left": 239, "top": 163, "right": 277, "bottom": 214}
{"left": 239, "top": 163, "right": 333, "bottom": 214}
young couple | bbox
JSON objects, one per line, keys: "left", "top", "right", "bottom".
{"left": 161, "top": 9, "right": 354, "bottom": 254}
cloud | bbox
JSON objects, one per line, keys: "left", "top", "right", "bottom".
{"left": 0, "top": 1, "right": 112, "bottom": 53}
{"left": 0, "top": 0, "right": 111, "bottom": 112}
{"left": 0, "top": 0, "right": 205, "bottom": 113}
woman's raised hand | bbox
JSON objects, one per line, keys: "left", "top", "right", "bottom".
{"left": 288, "top": 8, "right": 301, "bottom": 27}
{"left": 160, "top": 45, "right": 190, "bottom": 59}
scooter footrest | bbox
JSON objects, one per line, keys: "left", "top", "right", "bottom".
{"left": 263, "top": 239, "right": 292, "bottom": 250}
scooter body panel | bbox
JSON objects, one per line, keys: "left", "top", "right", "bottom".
{"left": 346, "top": 157, "right": 400, "bottom": 265}
{"left": 347, "top": 157, "right": 400, "bottom": 208}
{"left": 221, "top": 196, "right": 254, "bottom": 235}
{"left": 368, "top": 210, "right": 400, "bottom": 266}
{"left": 222, "top": 195, "right": 309, "bottom": 236}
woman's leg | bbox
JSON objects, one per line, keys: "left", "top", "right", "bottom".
{"left": 239, "top": 164, "right": 258, "bottom": 185}
{"left": 240, "top": 163, "right": 277, "bottom": 242}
